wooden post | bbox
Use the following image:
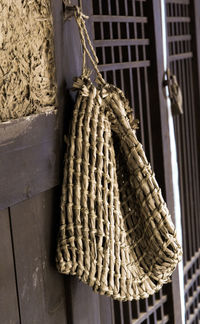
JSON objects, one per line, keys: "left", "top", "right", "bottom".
{"left": 191, "top": 0, "right": 200, "bottom": 169}
{"left": 149, "top": 0, "right": 184, "bottom": 323}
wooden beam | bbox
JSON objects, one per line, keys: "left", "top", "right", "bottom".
{"left": 0, "top": 110, "right": 63, "bottom": 210}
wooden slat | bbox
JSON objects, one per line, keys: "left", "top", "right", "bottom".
{"left": 146, "top": 0, "right": 173, "bottom": 211}
{"left": 191, "top": 0, "right": 200, "bottom": 244}
{"left": 122, "top": 301, "right": 133, "bottom": 324}
{"left": 99, "top": 294, "right": 113, "bottom": 324}
{"left": 166, "top": 17, "right": 190, "bottom": 23}
{"left": 113, "top": 300, "right": 123, "bottom": 324}
{"left": 191, "top": 0, "right": 200, "bottom": 127}
{"left": 67, "top": 277, "right": 102, "bottom": 324}
{"left": 62, "top": 2, "right": 84, "bottom": 90}
{"left": 98, "top": 60, "right": 150, "bottom": 71}
{"left": 94, "top": 39, "right": 149, "bottom": 47}
{"left": 169, "top": 52, "right": 193, "bottom": 61}
{"left": 166, "top": 1, "right": 200, "bottom": 323}
{"left": 188, "top": 58, "right": 200, "bottom": 251}
{"left": 91, "top": 15, "right": 148, "bottom": 23}
{"left": 185, "top": 58, "right": 198, "bottom": 256}
{"left": 9, "top": 189, "right": 68, "bottom": 324}
{"left": 0, "top": 208, "right": 20, "bottom": 324}
{"left": 168, "top": 35, "right": 191, "bottom": 42}
{"left": 166, "top": 0, "right": 189, "bottom": 3}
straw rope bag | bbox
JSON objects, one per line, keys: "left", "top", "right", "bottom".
{"left": 56, "top": 6, "right": 182, "bottom": 301}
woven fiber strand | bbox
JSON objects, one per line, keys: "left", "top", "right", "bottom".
{"left": 56, "top": 6, "right": 182, "bottom": 301}
{"left": 56, "top": 76, "right": 182, "bottom": 301}
{"left": 0, "top": 0, "right": 56, "bottom": 122}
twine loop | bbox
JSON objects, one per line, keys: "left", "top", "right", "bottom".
{"left": 71, "top": 6, "right": 106, "bottom": 85}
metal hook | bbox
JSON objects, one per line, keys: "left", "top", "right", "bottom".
{"left": 63, "top": 2, "right": 75, "bottom": 21}
{"left": 63, "top": 0, "right": 82, "bottom": 21}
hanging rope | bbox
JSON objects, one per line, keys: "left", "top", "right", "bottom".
{"left": 72, "top": 6, "right": 106, "bottom": 84}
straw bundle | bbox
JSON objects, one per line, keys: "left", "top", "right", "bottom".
{"left": 56, "top": 7, "right": 182, "bottom": 301}
{"left": 0, "top": 0, "right": 56, "bottom": 122}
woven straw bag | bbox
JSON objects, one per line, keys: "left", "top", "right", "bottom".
{"left": 56, "top": 7, "right": 182, "bottom": 301}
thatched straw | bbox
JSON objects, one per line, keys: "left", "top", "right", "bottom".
{"left": 0, "top": 0, "right": 56, "bottom": 122}
{"left": 56, "top": 7, "right": 182, "bottom": 301}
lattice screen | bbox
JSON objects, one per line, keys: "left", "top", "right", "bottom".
{"left": 82, "top": 0, "right": 174, "bottom": 323}
{"left": 166, "top": 0, "right": 200, "bottom": 322}
{"left": 91, "top": 0, "right": 153, "bottom": 162}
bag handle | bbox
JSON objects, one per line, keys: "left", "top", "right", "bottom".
{"left": 64, "top": 4, "right": 106, "bottom": 85}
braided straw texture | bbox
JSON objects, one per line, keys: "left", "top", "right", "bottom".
{"left": 0, "top": 0, "right": 56, "bottom": 122}
{"left": 56, "top": 75, "right": 182, "bottom": 301}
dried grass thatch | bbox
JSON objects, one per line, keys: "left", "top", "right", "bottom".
{"left": 0, "top": 0, "right": 56, "bottom": 122}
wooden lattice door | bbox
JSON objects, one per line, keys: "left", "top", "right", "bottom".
{"left": 49, "top": 0, "right": 200, "bottom": 323}
{"left": 165, "top": 0, "right": 200, "bottom": 322}
{"left": 81, "top": 0, "right": 179, "bottom": 323}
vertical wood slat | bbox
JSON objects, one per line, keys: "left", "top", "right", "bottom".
{"left": 133, "top": 9, "right": 146, "bottom": 147}
{"left": 0, "top": 209, "right": 20, "bottom": 324}
{"left": 9, "top": 188, "right": 68, "bottom": 324}
{"left": 65, "top": 268, "right": 113, "bottom": 324}
{"left": 152, "top": 294, "right": 157, "bottom": 323}
{"left": 191, "top": 0, "right": 200, "bottom": 175}
{"left": 173, "top": 60, "right": 193, "bottom": 262}
{"left": 183, "top": 57, "right": 196, "bottom": 256}
{"left": 175, "top": 58, "right": 187, "bottom": 264}
{"left": 147, "top": 0, "right": 174, "bottom": 211}
{"left": 124, "top": 0, "right": 135, "bottom": 110}
{"left": 182, "top": 56, "right": 195, "bottom": 258}
{"left": 67, "top": 277, "right": 102, "bottom": 324}
{"left": 141, "top": 66, "right": 154, "bottom": 166}
{"left": 166, "top": 0, "right": 200, "bottom": 322}
{"left": 99, "top": 294, "right": 114, "bottom": 324}
{"left": 167, "top": 0, "right": 200, "bottom": 261}
{"left": 187, "top": 58, "right": 200, "bottom": 251}
{"left": 150, "top": 0, "right": 183, "bottom": 323}
{"left": 61, "top": 0, "right": 83, "bottom": 91}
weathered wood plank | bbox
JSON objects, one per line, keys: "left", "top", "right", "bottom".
{"left": 10, "top": 188, "right": 68, "bottom": 324}
{"left": 64, "top": 275, "right": 113, "bottom": 324}
{"left": 62, "top": 0, "right": 83, "bottom": 96}
{"left": 0, "top": 111, "right": 58, "bottom": 154}
{"left": 68, "top": 276, "right": 101, "bottom": 324}
{"left": 99, "top": 294, "right": 113, "bottom": 324}
{"left": 0, "top": 111, "right": 63, "bottom": 210}
{"left": 0, "top": 208, "right": 20, "bottom": 324}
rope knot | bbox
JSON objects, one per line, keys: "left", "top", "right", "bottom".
{"left": 74, "top": 6, "right": 89, "bottom": 21}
